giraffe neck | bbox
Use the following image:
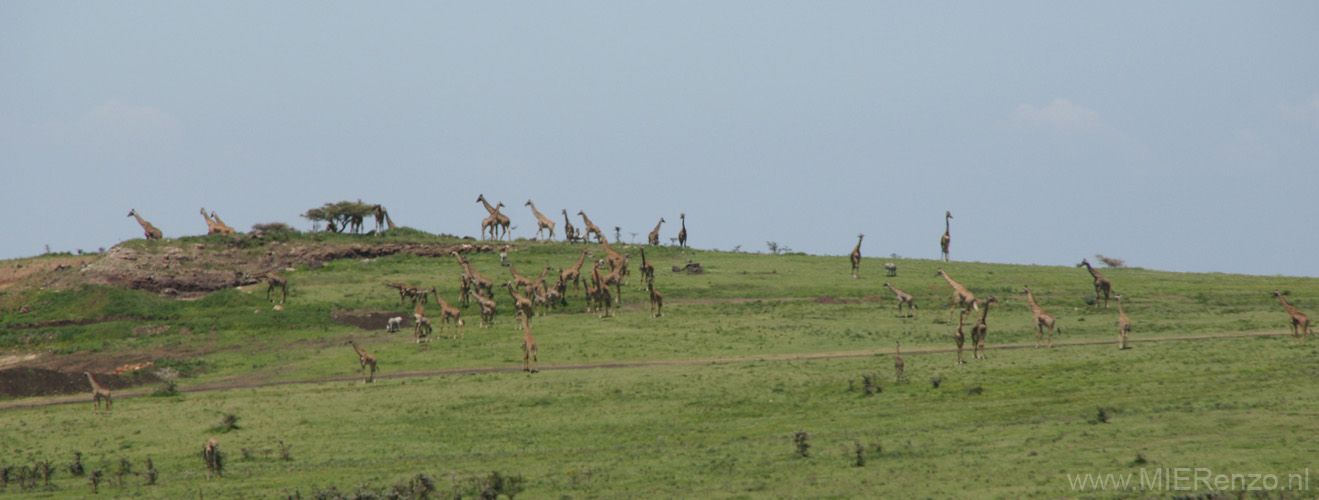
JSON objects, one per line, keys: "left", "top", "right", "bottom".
{"left": 979, "top": 302, "right": 991, "bottom": 322}
{"left": 480, "top": 198, "right": 498, "bottom": 215}
{"left": 1026, "top": 291, "right": 1043, "bottom": 314}
{"left": 1279, "top": 295, "right": 1298, "bottom": 313}
{"left": 853, "top": 237, "right": 863, "bottom": 253}
{"left": 652, "top": 219, "right": 664, "bottom": 233}
{"left": 945, "top": 217, "right": 950, "bottom": 236}
{"left": 1117, "top": 298, "right": 1126, "bottom": 316}
{"left": 1085, "top": 262, "right": 1103, "bottom": 279}
{"left": 86, "top": 373, "right": 102, "bottom": 390}
{"left": 941, "top": 272, "right": 961, "bottom": 290}
{"left": 350, "top": 341, "right": 367, "bottom": 357}
{"left": 570, "top": 249, "right": 588, "bottom": 272}
{"left": 133, "top": 213, "right": 150, "bottom": 228}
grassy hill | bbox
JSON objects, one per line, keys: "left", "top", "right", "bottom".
{"left": 0, "top": 232, "right": 1316, "bottom": 498}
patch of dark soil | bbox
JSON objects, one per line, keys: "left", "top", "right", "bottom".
{"left": 0, "top": 367, "right": 159, "bottom": 399}
{"left": 3, "top": 315, "right": 161, "bottom": 331}
{"left": 332, "top": 309, "right": 414, "bottom": 331}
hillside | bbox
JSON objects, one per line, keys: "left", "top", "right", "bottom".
{"left": 1, "top": 230, "right": 1316, "bottom": 498}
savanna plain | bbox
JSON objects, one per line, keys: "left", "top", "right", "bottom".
{"left": 0, "top": 230, "right": 1316, "bottom": 499}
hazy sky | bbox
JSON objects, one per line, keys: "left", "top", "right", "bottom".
{"left": 3, "top": 2, "right": 1318, "bottom": 276}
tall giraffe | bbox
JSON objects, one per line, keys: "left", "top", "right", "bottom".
{"left": 84, "top": 372, "right": 112, "bottom": 411}
{"left": 1023, "top": 285, "right": 1059, "bottom": 348}
{"left": 127, "top": 209, "right": 163, "bottom": 240}
{"left": 560, "top": 248, "right": 591, "bottom": 291}
{"left": 577, "top": 210, "right": 604, "bottom": 243}
{"left": 346, "top": 339, "right": 377, "bottom": 382}
{"left": 470, "top": 289, "right": 497, "bottom": 329}
{"left": 476, "top": 195, "right": 510, "bottom": 240}
{"left": 509, "top": 263, "right": 534, "bottom": 290}
{"left": 883, "top": 282, "right": 917, "bottom": 317}
{"left": 255, "top": 269, "right": 287, "bottom": 304}
{"left": 678, "top": 213, "right": 688, "bottom": 248}
{"left": 638, "top": 246, "right": 655, "bottom": 287}
{"left": 1273, "top": 291, "right": 1311, "bottom": 341}
{"left": 524, "top": 200, "right": 557, "bottom": 241}
{"left": 893, "top": 341, "right": 905, "bottom": 382}
{"left": 452, "top": 252, "right": 493, "bottom": 297}
{"left": 850, "top": 234, "right": 864, "bottom": 279}
{"left": 521, "top": 319, "right": 539, "bottom": 373}
{"left": 200, "top": 208, "right": 224, "bottom": 235}
{"left": 648, "top": 280, "right": 663, "bottom": 318}
{"left": 1079, "top": 258, "right": 1112, "bottom": 308}
{"left": 210, "top": 210, "right": 237, "bottom": 235}
{"left": 648, "top": 217, "right": 666, "bottom": 246}
{"left": 970, "top": 296, "right": 998, "bottom": 360}
{"left": 504, "top": 282, "right": 535, "bottom": 329}
{"left": 940, "top": 211, "right": 952, "bottom": 262}
{"left": 1116, "top": 294, "right": 1132, "bottom": 350}
{"left": 935, "top": 268, "right": 977, "bottom": 321}
{"left": 561, "top": 209, "right": 582, "bottom": 243}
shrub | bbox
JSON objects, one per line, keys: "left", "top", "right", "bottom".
{"left": 67, "top": 451, "right": 84, "bottom": 477}
{"left": 792, "top": 431, "right": 811, "bottom": 458}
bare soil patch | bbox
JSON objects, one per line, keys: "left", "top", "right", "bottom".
{"left": 0, "top": 367, "right": 159, "bottom": 399}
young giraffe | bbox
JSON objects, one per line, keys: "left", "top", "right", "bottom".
{"left": 599, "top": 261, "right": 625, "bottom": 306}
{"left": 1022, "top": 285, "right": 1059, "bottom": 348}
{"left": 524, "top": 200, "right": 557, "bottom": 241}
{"left": 508, "top": 263, "right": 534, "bottom": 290}
{"left": 893, "top": 341, "right": 905, "bottom": 382}
{"left": 412, "top": 290, "right": 433, "bottom": 343}
{"left": 503, "top": 282, "right": 535, "bottom": 329}
{"left": 638, "top": 246, "right": 656, "bottom": 287}
{"left": 678, "top": 213, "right": 688, "bottom": 248}
{"left": 648, "top": 280, "right": 663, "bottom": 318}
{"left": 521, "top": 318, "right": 538, "bottom": 373}
{"left": 883, "top": 282, "right": 918, "bottom": 317}
{"left": 940, "top": 211, "right": 952, "bottom": 262}
{"left": 970, "top": 296, "right": 998, "bottom": 360}
{"left": 850, "top": 234, "right": 864, "bottom": 279}
{"left": 1273, "top": 291, "right": 1312, "bottom": 341}
{"left": 469, "top": 289, "right": 497, "bottom": 329}
{"left": 953, "top": 310, "right": 968, "bottom": 365}
{"left": 561, "top": 209, "right": 582, "bottom": 243}
{"left": 252, "top": 269, "right": 287, "bottom": 304}
{"left": 346, "top": 339, "right": 377, "bottom": 382}
{"left": 428, "top": 287, "right": 464, "bottom": 339}
{"left": 127, "top": 209, "right": 163, "bottom": 240}
{"left": 648, "top": 217, "right": 666, "bottom": 246}
{"left": 1116, "top": 294, "right": 1132, "bottom": 350}
{"left": 476, "top": 195, "right": 510, "bottom": 241}
{"left": 84, "top": 372, "right": 112, "bottom": 411}
{"left": 1079, "top": 258, "right": 1112, "bottom": 308}
{"left": 385, "top": 282, "right": 423, "bottom": 306}
{"left": 577, "top": 210, "right": 604, "bottom": 243}
{"left": 202, "top": 438, "right": 222, "bottom": 478}
{"left": 935, "top": 268, "right": 977, "bottom": 321}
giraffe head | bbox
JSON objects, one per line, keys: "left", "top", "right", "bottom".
{"left": 1273, "top": 290, "right": 1285, "bottom": 298}
{"left": 476, "top": 194, "right": 486, "bottom": 204}
{"left": 127, "top": 209, "right": 137, "bottom": 218}
{"left": 934, "top": 268, "right": 946, "bottom": 277}
{"left": 1022, "top": 286, "right": 1031, "bottom": 294}
{"left": 946, "top": 211, "right": 953, "bottom": 219}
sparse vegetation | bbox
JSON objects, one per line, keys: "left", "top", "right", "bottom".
{"left": 1095, "top": 254, "right": 1126, "bottom": 268}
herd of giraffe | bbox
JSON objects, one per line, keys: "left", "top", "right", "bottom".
{"left": 94, "top": 205, "right": 1311, "bottom": 406}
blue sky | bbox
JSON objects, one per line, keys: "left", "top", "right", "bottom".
{"left": 3, "top": 2, "right": 1318, "bottom": 276}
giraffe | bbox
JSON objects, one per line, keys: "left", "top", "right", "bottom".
{"left": 521, "top": 318, "right": 538, "bottom": 373}
{"left": 953, "top": 310, "right": 968, "bottom": 365}
{"left": 561, "top": 248, "right": 591, "bottom": 292}
{"left": 1023, "top": 285, "right": 1059, "bottom": 348}
{"left": 1116, "top": 294, "right": 1132, "bottom": 350}
{"left": 202, "top": 438, "right": 222, "bottom": 478}
{"left": 470, "top": 289, "right": 497, "bottom": 329}
{"left": 127, "top": 209, "right": 163, "bottom": 240}
{"left": 588, "top": 266, "right": 613, "bottom": 317}
{"left": 1273, "top": 291, "right": 1311, "bottom": 341}
{"left": 453, "top": 252, "right": 494, "bottom": 298}
{"left": 528, "top": 266, "right": 555, "bottom": 316}
{"left": 639, "top": 246, "right": 656, "bottom": 287}
{"left": 577, "top": 210, "right": 604, "bottom": 243}
{"left": 84, "top": 372, "right": 112, "bottom": 411}
{"left": 385, "top": 282, "right": 423, "bottom": 306}
{"left": 346, "top": 339, "right": 377, "bottom": 382}
{"left": 508, "top": 263, "right": 535, "bottom": 290}
{"left": 883, "top": 282, "right": 917, "bottom": 317}
{"left": 503, "top": 282, "right": 535, "bottom": 329}
{"left": 371, "top": 204, "right": 396, "bottom": 234}
{"left": 850, "top": 234, "right": 864, "bottom": 279}
{"left": 599, "top": 261, "right": 625, "bottom": 306}
{"left": 648, "top": 280, "right": 663, "bottom": 318}
{"left": 678, "top": 213, "right": 688, "bottom": 248}
{"left": 893, "top": 341, "right": 905, "bottom": 382}
{"left": 246, "top": 269, "right": 288, "bottom": 303}
{"left": 524, "top": 200, "right": 557, "bottom": 241}
{"left": 935, "top": 268, "right": 977, "bottom": 321}
{"left": 476, "top": 195, "right": 510, "bottom": 240}
{"left": 428, "top": 287, "right": 464, "bottom": 339}
{"left": 562, "top": 209, "right": 583, "bottom": 243}
{"left": 458, "top": 273, "right": 472, "bottom": 308}
{"left": 648, "top": 217, "right": 666, "bottom": 246}
{"left": 200, "top": 207, "right": 224, "bottom": 235}
{"left": 940, "top": 211, "right": 952, "bottom": 262}
{"left": 412, "top": 291, "right": 432, "bottom": 343}
{"left": 970, "top": 296, "right": 998, "bottom": 360}
{"left": 1079, "top": 258, "right": 1112, "bottom": 308}
{"left": 210, "top": 211, "right": 237, "bottom": 235}
{"left": 599, "top": 235, "right": 627, "bottom": 275}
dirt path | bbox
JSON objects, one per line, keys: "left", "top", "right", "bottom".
{"left": 0, "top": 330, "right": 1291, "bottom": 411}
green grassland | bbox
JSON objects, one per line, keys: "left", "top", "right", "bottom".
{"left": 1, "top": 233, "right": 1317, "bottom": 498}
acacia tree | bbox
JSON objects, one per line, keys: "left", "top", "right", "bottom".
{"left": 301, "top": 201, "right": 375, "bottom": 234}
